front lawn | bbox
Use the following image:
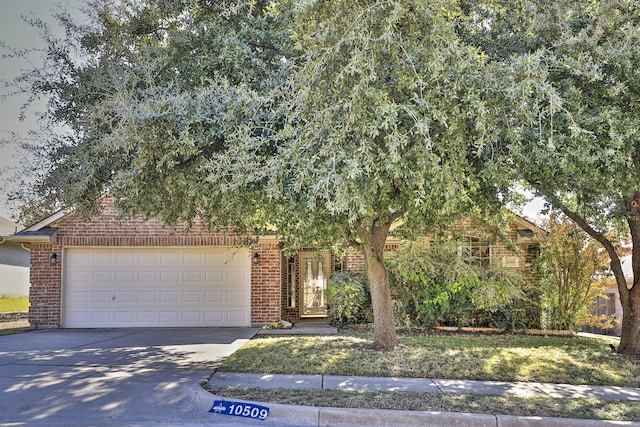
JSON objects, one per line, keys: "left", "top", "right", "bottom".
{"left": 0, "top": 296, "right": 29, "bottom": 312}
{"left": 207, "top": 329, "right": 640, "bottom": 422}
{"left": 218, "top": 329, "right": 636, "bottom": 387}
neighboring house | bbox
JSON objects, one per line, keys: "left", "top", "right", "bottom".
{"left": 3, "top": 198, "right": 543, "bottom": 329}
{"left": 0, "top": 216, "right": 30, "bottom": 298}
{"left": 582, "top": 256, "right": 627, "bottom": 337}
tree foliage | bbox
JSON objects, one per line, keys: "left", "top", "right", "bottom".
{"left": 326, "top": 272, "right": 371, "bottom": 327}
{"left": 269, "top": 0, "right": 511, "bottom": 349}
{"left": 388, "top": 239, "right": 527, "bottom": 329}
{"left": 10, "top": 0, "right": 521, "bottom": 349}
{"left": 11, "top": 0, "right": 295, "bottom": 229}
{"left": 537, "top": 212, "right": 614, "bottom": 330}
{"left": 460, "top": 0, "right": 640, "bottom": 354}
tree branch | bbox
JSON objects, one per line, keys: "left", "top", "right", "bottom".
{"left": 561, "top": 208, "right": 626, "bottom": 288}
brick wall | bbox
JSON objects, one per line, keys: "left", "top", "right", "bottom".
{"left": 29, "top": 243, "right": 62, "bottom": 328}
{"left": 56, "top": 200, "right": 250, "bottom": 247}
{"left": 250, "top": 243, "right": 282, "bottom": 324}
{"left": 28, "top": 199, "right": 281, "bottom": 327}
{"left": 344, "top": 243, "right": 399, "bottom": 273}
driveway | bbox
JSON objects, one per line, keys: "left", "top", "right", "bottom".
{"left": 0, "top": 327, "right": 258, "bottom": 426}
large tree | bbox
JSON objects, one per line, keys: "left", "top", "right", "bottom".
{"left": 12, "top": 0, "right": 511, "bottom": 349}
{"left": 263, "top": 0, "right": 510, "bottom": 349}
{"left": 462, "top": 0, "right": 640, "bottom": 354}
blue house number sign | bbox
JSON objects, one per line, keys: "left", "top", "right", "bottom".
{"left": 210, "top": 400, "right": 270, "bottom": 420}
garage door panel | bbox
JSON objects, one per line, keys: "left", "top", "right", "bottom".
{"left": 183, "top": 251, "right": 205, "bottom": 266}
{"left": 183, "top": 291, "right": 202, "bottom": 302}
{"left": 205, "top": 271, "right": 224, "bottom": 282}
{"left": 182, "top": 311, "right": 202, "bottom": 322}
{"left": 205, "top": 252, "right": 225, "bottom": 264}
{"left": 67, "top": 291, "right": 89, "bottom": 304}
{"left": 116, "top": 271, "right": 135, "bottom": 283}
{"left": 91, "top": 291, "right": 112, "bottom": 303}
{"left": 137, "top": 312, "right": 157, "bottom": 323}
{"left": 227, "top": 311, "right": 249, "bottom": 323}
{"left": 138, "top": 291, "right": 157, "bottom": 303}
{"left": 91, "top": 311, "right": 111, "bottom": 323}
{"left": 205, "top": 291, "right": 224, "bottom": 302}
{"left": 114, "top": 311, "right": 135, "bottom": 323}
{"left": 183, "top": 271, "right": 203, "bottom": 283}
{"left": 160, "top": 271, "right": 180, "bottom": 283}
{"left": 63, "top": 247, "right": 251, "bottom": 327}
{"left": 137, "top": 251, "right": 159, "bottom": 265}
{"left": 204, "top": 311, "right": 225, "bottom": 322}
{"left": 160, "top": 291, "right": 179, "bottom": 303}
{"left": 161, "top": 252, "right": 181, "bottom": 265}
{"left": 227, "top": 291, "right": 247, "bottom": 303}
{"left": 92, "top": 271, "right": 113, "bottom": 283}
{"left": 115, "top": 291, "right": 135, "bottom": 303}
{"left": 94, "top": 251, "right": 115, "bottom": 265}
{"left": 138, "top": 271, "right": 158, "bottom": 282}
{"left": 159, "top": 312, "right": 180, "bottom": 323}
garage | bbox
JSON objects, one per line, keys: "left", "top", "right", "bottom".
{"left": 62, "top": 247, "right": 251, "bottom": 328}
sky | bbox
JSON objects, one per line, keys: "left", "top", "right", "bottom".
{"left": 0, "top": 0, "right": 83, "bottom": 222}
{"left": 0, "top": 1, "right": 548, "bottom": 226}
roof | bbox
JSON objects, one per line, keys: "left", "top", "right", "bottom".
{"left": 513, "top": 215, "right": 547, "bottom": 236}
{"left": 22, "top": 209, "right": 69, "bottom": 232}
{"left": 0, "top": 208, "right": 69, "bottom": 243}
{"left": 3, "top": 227, "right": 58, "bottom": 244}
{"left": 6, "top": 202, "right": 547, "bottom": 246}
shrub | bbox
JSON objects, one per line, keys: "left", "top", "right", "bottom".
{"left": 388, "top": 240, "right": 535, "bottom": 329}
{"left": 326, "top": 272, "right": 371, "bottom": 326}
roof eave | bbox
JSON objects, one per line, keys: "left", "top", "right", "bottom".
{"left": 23, "top": 209, "right": 70, "bottom": 232}
{"left": 3, "top": 230, "right": 58, "bottom": 244}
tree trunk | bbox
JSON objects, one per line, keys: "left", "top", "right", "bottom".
{"left": 618, "top": 289, "right": 640, "bottom": 354}
{"left": 618, "top": 212, "right": 640, "bottom": 354}
{"left": 352, "top": 213, "right": 402, "bottom": 350}
{"left": 363, "top": 245, "right": 397, "bottom": 350}
{"left": 563, "top": 207, "right": 640, "bottom": 354}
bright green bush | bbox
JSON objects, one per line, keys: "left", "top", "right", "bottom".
{"left": 326, "top": 272, "right": 371, "bottom": 326}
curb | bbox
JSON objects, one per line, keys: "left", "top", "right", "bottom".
{"left": 201, "top": 390, "right": 640, "bottom": 427}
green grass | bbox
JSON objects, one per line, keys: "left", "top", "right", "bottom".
{"left": 208, "top": 329, "right": 640, "bottom": 421}
{"left": 219, "top": 329, "right": 636, "bottom": 387}
{"left": 0, "top": 296, "right": 29, "bottom": 312}
{"left": 205, "top": 387, "right": 640, "bottom": 422}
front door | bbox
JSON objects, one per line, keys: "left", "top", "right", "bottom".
{"left": 299, "top": 252, "right": 330, "bottom": 317}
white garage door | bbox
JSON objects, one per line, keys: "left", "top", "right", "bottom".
{"left": 63, "top": 247, "right": 251, "bottom": 328}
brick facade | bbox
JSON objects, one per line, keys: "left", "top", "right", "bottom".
{"left": 26, "top": 199, "right": 282, "bottom": 328}
{"left": 29, "top": 243, "right": 62, "bottom": 327}
{"left": 250, "top": 242, "right": 282, "bottom": 324}
{"left": 23, "top": 197, "right": 542, "bottom": 328}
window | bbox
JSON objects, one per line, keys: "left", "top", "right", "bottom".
{"left": 457, "top": 236, "right": 491, "bottom": 267}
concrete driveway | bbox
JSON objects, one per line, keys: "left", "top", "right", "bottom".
{"left": 0, "top": 327, "right": 258, "bottom": 426}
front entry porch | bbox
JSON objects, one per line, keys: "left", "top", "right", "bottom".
{"left": 281, "top": 250, "right": 338, "bottom": 322}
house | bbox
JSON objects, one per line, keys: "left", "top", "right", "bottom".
{"left": 3, "top": 198, "right": 544, "bottom": 329}
{"left": 0, "top": 216, "right": 30, "bottom": 298}
{"left": 582, "top": 256, "right": 627, "bottom": 337}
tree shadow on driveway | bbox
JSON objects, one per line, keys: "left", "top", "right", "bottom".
{"left": 0, "top": 327, "right": 258, "bottom": 424}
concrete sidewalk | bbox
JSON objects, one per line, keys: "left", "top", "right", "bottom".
{"left": 208, "top": 371, "right": 640, "bottom": 400}
{"left": 205, "top": 372, "right": 640, "bottom": 426}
